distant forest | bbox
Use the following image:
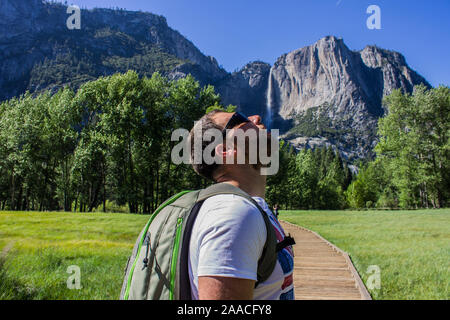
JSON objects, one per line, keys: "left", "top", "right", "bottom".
{"left": 0, "top": 71, "right": 448, "bottom": 212}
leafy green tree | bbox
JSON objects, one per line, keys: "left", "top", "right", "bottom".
{"left": 345, "top": 161, "right": 383, "bottom": 209}
{"left": 376, "top": 85, "right": 449, "bottom": 208}
{"left": 266, "top": 140, "right": 297, "bottom": 209}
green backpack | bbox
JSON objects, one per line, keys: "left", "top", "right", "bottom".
{"left": 120, "top": 182, "right": 279, "bottom": 300}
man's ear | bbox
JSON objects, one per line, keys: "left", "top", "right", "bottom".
{"left": 214, "top": 143, "right": 225, "bottom": 165}
{"left": 215, "top": 143, "right": 235, "bottom": 165}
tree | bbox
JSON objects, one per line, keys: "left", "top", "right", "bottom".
{"left": 376, "top": 85, "right": 450, "bottom": 208}
{"left": 345, "top": 161, "right": 384, "bottom": 209}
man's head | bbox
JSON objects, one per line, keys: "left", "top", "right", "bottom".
{"left": 188, "top": 110, "right": 271, "bottom": 181}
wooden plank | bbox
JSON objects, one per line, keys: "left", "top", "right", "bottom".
{"left": 294, "top": 268, "right": 354, "bottom": 277}
{"left": 295, "top": 252, "right": 343, "bottom": 257}
{"left": 294, "top": 266, "right": 349, "bottom": 271}
{"left": 294, "top": 274, "right": 355, "bottom": 281}
{"left": 295, "top": 295, "right": 362, "bottom": 300}
{"left": 297, "top": 256, "right": 347, "bottom": 263}
{"left": 294, "top": 278, "right": 356, "bottom": 288}
{"left": 296, "top": 261, "right": 349, "bottom": 268}
{"left": 295, "top": 286, "right": 362, "bottom": 298}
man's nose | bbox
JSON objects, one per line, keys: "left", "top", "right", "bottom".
{"left": 248, "top": 115, "right": 265, "bottom": 129}
{"left": 248, "top": 115, "right": 261, "bottom": 124}
{"left": 248, "top": 115, "right": 267, "bottom": 130}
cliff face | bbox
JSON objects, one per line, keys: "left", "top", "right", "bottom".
{"left": 265, "top": 36, "right": 430, "bottom": 159}
{"left": 216, "top": 61, "right": 271, "bottom": 120}
{"left": 0, "top": 2, "right": 432, "bottom": 160}
{"left": 359, "top": 45, "right": 429, "bottom": 98}
{"left": 0, "top": 0, "right": 50, "bottom": 38}
{"left": 214, "top": 36, "right": 429, "bottom": 160}
{"left": 0, "top": 0, "right": 227, "bottom": 100}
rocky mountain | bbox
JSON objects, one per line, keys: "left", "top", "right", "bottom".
{"left": 216, "top": 61, "right": 271, "bottom": 117}
{"left": 221, "top": 36, "right": 430, "bottom": 160}
{"left": 0, "top": 0, "right": 227, "bottom": 99}
{"left": 0, "top": 1, "right": 431, "bottom": 160}
{"left": 273, "top": 36, "right": 430, "bottom": 159}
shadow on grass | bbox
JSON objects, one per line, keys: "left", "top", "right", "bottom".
{"left": 0, "top": 245, "right": 52, "bottom": 300}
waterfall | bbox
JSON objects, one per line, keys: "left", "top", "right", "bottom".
{"left": 266, "top": 68, "right": 273, "bottom": 129}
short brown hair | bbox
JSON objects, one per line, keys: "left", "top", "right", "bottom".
{"left": 189, "top": 109, "right": 227, "bottom": 181}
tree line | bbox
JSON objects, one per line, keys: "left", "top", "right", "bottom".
{"left": 0, "top": 71, "right": 218, "bottom": 213}
{"left": 0, "top": 71, "right": 448, "bottom": 212}
{"left": 266, "top": 142, "right": 353, "bottom": 210}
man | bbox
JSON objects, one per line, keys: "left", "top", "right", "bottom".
{"left": 273, "top": 204, "right": 280, "bottom": 219}
{"left": 188, "top": 110, "right": 294, "bottom": 300}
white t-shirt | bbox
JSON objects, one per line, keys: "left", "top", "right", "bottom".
{"left": 188, "top": 194, "right": 295, "bottom": 300}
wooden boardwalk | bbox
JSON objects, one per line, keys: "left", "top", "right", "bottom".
{"left": 280, "top": 221, "right": 371, "bottom": 300}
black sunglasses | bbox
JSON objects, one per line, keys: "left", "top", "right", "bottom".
{"left": 222, "top": 112, "right": 250, "bottom": 137}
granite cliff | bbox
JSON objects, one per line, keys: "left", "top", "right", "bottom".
{"left": 0, "top": 0, "right": 227, "bottom": 99}
{"left": 220, "top": 36, "right": 429, "bottom": 159}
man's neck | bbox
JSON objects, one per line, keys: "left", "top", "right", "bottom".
{"left": 215, "top": 168, "right": 266, "bottom": 198}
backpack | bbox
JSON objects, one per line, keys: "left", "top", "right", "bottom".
{"left": 120, "top": 182, "right": 282, "bottom": 300}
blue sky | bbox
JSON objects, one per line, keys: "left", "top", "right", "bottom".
{"left": 61, "top": 0, "right": 449, "bottom": 86}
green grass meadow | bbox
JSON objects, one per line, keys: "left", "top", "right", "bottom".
{"left": 280, "top": 209, "right": 450, "bottom": 300}
{"left": 0, "top": 211, "right": 148, "bottom": 300}
{"left": 0, "top": 209, "right": 448, "bottom": 300}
